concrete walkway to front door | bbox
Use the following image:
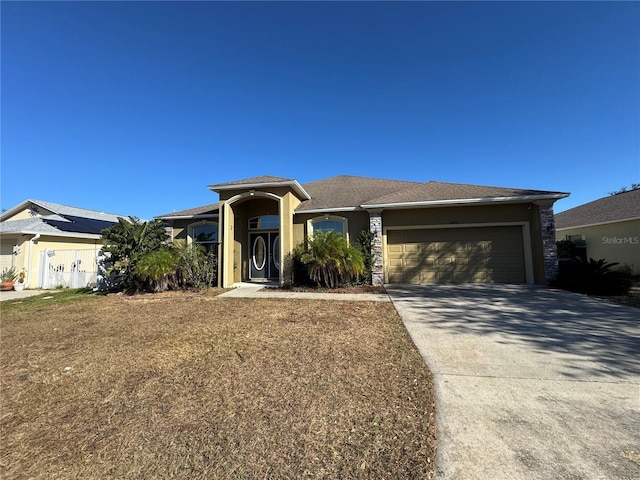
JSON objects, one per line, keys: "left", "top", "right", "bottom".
{"left": 218, "top": 282, "right": 390, "bottom": 301}
{"left": 387, "top": 284, "right": 640, "bottom": 480}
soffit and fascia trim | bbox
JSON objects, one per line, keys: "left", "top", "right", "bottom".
{"left": 361, "top": 193, "right": 569, "bottom": 210}
{"left": 208, "top": 180, "right": 311, "bottom": 201}
{"left": 10, "top": 230, "right": 103, "bottom": 240}
{"left": 156, "top": 214, "right": 219, "bottom": 220}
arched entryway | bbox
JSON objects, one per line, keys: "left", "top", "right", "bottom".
{"left": 221, "top": 192, "right": 281, "bottom": 285}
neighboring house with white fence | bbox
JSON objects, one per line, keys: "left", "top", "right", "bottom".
{"left": 0, "top": 200, "right": 128, "bottom": 289}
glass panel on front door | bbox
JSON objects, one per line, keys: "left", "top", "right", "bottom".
{"left": 253, "top": 236, "right": 266, "bottom": 271}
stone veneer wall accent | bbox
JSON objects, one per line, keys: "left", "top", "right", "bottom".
{"left": 369, "top": 211, "right": 384, "bottom": 285}
{"left": 539, "top": 203, "right": 559, "bottom": 283}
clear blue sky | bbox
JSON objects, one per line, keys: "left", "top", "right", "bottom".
{"left": 2, "top": 1, "right": 638, "bottom": 219}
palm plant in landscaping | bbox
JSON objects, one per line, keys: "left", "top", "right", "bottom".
{"left": 556, "top": 257, "right": 632, "bottom": 295}
{"left": 299, "top": 230, "right": 364, "bottom": 288}
{"left": 101, "top": 217, "right": 170, "bottom": 292}
{"left": 136, "top": 248, "right": 177, "bottom": 292}
{"left": 172, "top": 240, "right": 218, "bottom": 289}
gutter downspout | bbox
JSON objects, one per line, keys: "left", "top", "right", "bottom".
{"left": 27, "top": 234, "right": 41, "bottom": 288}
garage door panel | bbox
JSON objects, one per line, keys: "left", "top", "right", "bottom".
{"left": 388, "top": 258, "right": 404, "bottom": 267}
{"left": 402, "top": 244, "right": 420, "bottom": 254}
{"left": 403, "top": 258, "right": 421, "bottom": 268}
{"left": 387, "top": 226, "right": 525, "bottom": 284}
{"left": 420, "top": 271, "right": 437, "bottom": 283}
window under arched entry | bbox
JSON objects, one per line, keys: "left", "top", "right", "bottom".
{"left": 249, "top": 215, "right": 279, "bottom": 230}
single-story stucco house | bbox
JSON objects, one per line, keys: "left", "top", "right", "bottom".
{"left": 158, "top": 175, "right": 569, "bottom": 287}
{"left": 0, "top": 199, "right": 126, "bottom": 289}
{"left": 555, "top": 188, "right": 640, "bottom": 275}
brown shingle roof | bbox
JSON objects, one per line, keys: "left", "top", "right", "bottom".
{"left": 296, "top": 175, "right": 422, "bottom": 212}
{"left": 157, "top": 203, "right": 219, "bottom": 218}
{"left": 171, "top": 175, "right": 568, "bottom": 217}
{"left": 362, "top": 181, "right": 566, "bottom": 206}
{"left": 555, "top": 189, "right": 640, "bottom": 229}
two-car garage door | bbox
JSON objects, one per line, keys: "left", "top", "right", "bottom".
{"left": 386, "top": 226, "right": 526, "bottom": 284}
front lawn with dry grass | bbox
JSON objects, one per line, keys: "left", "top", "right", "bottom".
{"left": 1, "top": 291, "right": 436, "bottom": 479}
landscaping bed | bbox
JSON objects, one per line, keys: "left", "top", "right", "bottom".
{"left": 596, "top": 277, "right": 640, "bottom": 308}
{"left": 263, "top": 284, "right": 387, "bottom": 295}
{"left": 1, "top": 291, "right": 436, "bottom": 479}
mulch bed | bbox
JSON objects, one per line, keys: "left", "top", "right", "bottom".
{"left": 595, "top": 282, "right": 640, "bottom": 308}
{"left": 264, "top": 285, "right": 388, "bottom": 294}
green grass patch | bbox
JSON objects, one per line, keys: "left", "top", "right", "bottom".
{"left": 0, "top": 288, "right": 100, "bottom": 313}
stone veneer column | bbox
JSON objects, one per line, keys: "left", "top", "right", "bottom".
{"left": 539, "top": 202, "right": 559, "bottom": 284}
{"left": 369, "top": 210, "right": 384, "bottom": 285}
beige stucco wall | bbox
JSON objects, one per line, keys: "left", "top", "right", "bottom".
{"left": 281, "top": 192, "right": 302, "bottom": 283}
{"left": 217, "top": 187, "right": 304, "bottom": 287}
{"left": 292, "top": 204, "right": 552, "bottom": 284}
{"left": 557, "top": 219, "right": 640, "bottom": 275}
{"left": 211, "top": 190, "right": 559, "bottom": 286}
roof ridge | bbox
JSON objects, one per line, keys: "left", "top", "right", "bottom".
{"left": 302, "top": 174, "right": 422, "bottom": 186}
{"left": 28, "top": 199, "right": 126, "bottom": 217}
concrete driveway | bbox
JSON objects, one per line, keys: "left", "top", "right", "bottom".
{"left": 387, "top": 284, "right": 640, "bottom": 480}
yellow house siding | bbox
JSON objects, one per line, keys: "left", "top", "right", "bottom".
{"left": 557, "top": 219, "right": 640, "bottom": 274}
{"left": 1, "top": 240, "right": 18, "bottom": 270}
{"left": 4, "top": 206, "right": 56, "bottom": 222}
{"left": 0, "top": 236, "right": 101, "bottom": 288}
{"left": 1, "top": 235, "right": 36, "bottom": 286}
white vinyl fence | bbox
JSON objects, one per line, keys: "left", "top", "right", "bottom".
{"left": 38, "top": 249, "right": 98, "bottom": 289}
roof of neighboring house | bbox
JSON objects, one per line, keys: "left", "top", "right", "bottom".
{"left": 555, "top": 189, "right": 640, "bottom": 229}
{"left": 157, "top": 203, "right": 220, "bottom": 219}
{"left": 0, "top": 199, "right": 128, "bottom": 238}
{"left": 0, "top": 217, "right": 65, "bottom": 236}
{"left": 1, "top": 199, "right": 124, "bottom": 223}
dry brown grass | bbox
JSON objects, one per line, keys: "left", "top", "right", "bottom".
{"left": 1, "top": 290, "right": 436, "bottom": 479}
